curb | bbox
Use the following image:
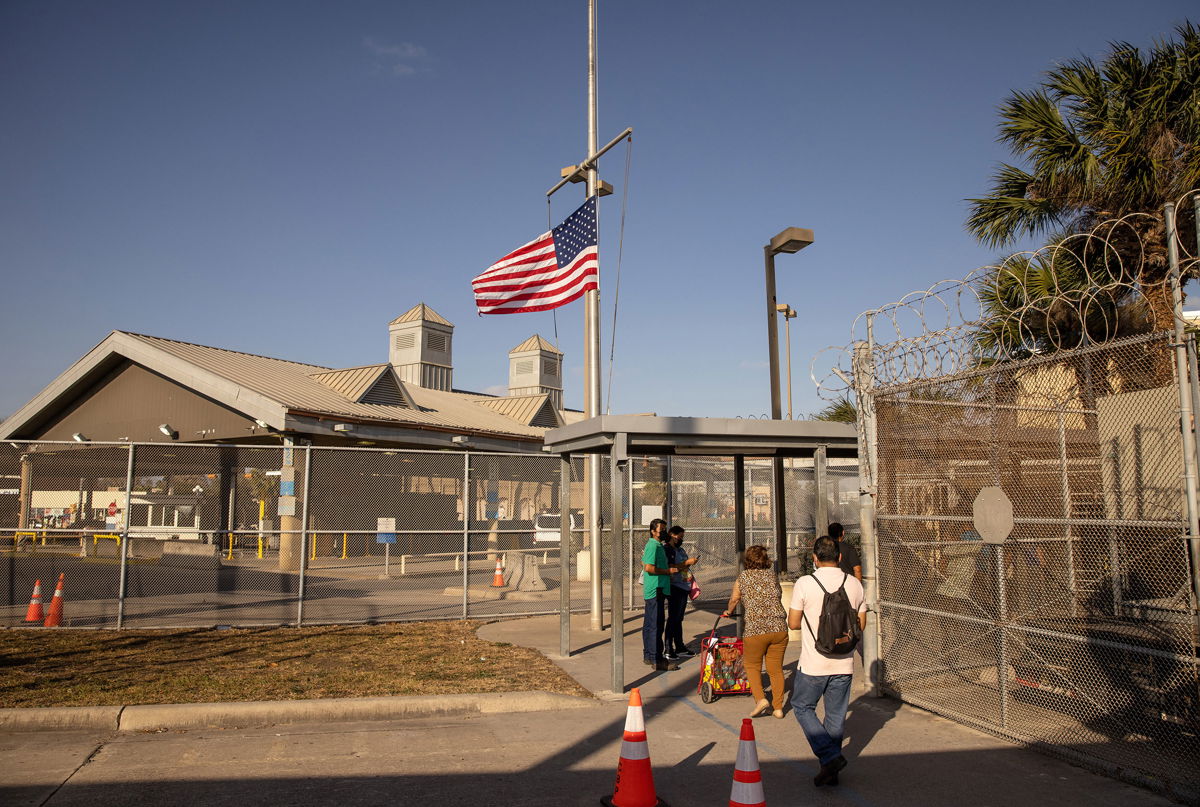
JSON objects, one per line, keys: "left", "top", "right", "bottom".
{"left": 0, "top": 691, "right": 599, "bottom": 733}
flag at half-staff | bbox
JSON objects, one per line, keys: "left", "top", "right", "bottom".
{"left": 472, "top": 196, "right": 598, "bottom": 315}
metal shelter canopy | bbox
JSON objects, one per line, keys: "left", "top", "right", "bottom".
{"left": 542, "top": 415, "right": 857, "bottom": 693}
{"left": 542, "top": 415, "right": 856, "bottom": 458}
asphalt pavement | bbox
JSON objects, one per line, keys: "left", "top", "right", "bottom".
{"left": 0, "top": 604, "right": 1184, "bottom": 807}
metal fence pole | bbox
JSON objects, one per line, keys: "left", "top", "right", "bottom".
{"left": 627, "top": 458, "right": 635, "bottom": 610}
{"left": 116, "top": 443, "right": 135, "bottom": 630}
{"left": 853, "top": 338, "right": 882, "bottom": 696}
{"left": 559, "top": 453, "right": 572, "bottom": 657}
{"left": 463, "top": 452, "right": 470, "bottom": 620}
{"left": 610, "top": 451, "right": 626, "bottom": 693}
{"left": 589, "top": 453, "right": 603, "bottom": 631}
{"left": 734, "top": 454, "right": 746, "bottom": 637}
{"left": 996, "top": 545, "right": 1009, "bottom": 729}
{"left": 814, "top": 444, "right": 828, "bottom": 540}
{"left": 1165, "top": 202, "right": 1200, "bottom": 616}
{"left": 1056, "top": 405, "right": 1077, "bottom": 616}
{"left": 296, "top": 445, "right": 313, "bottom": 627}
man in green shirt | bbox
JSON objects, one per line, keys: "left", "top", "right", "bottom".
{"left": 642, "top": 518, "right": 679, "bottom": 670}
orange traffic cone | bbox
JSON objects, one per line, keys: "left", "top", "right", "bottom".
{"left": 601, "top": 687, "right": 668, "bottom": 807}
{"left": 491, "top": 556, "right": 506, "bottom": 587}
{"left": 23, "top": 579, "right": 44, "bottom": 623}
{"left": 729, "top": 718, "right": 766, "bottom": 807}
{"left": 43, "top": 573, "right": 65, "bottom": 627}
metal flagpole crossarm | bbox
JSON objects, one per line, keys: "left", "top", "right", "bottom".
{"left": 546, "top": 126, "right": 633, "bottom": 197}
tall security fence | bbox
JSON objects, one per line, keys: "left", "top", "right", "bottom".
{"left": 0, "top": 442, "right": 856, "bottom": 629}
{"left": 817, "top": 203, "right": 1200, "bottom": 801}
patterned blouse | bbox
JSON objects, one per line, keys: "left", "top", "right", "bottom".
{"left": 738, "top": 569, "right": 788, "bottom": 637}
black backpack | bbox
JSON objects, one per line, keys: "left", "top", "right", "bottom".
{"left": 802, "top": 572, "right": 861, "bottom": 655}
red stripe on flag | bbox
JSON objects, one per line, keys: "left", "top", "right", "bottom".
{"left": 474, "top": 249, "right": 597, "bottom": 314}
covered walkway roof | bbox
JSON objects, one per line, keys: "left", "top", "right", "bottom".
{"left": 541, "top": 415, "right": 857, "bottom": 459}
{"left": 542, "top": 415, "right": 859, "bottom": 694}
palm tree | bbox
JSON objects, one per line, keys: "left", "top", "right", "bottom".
{"left": 813, "top": 397, "right": 857, "bottom": 423}
{"left": 966, "top": 22, "right": 1200, "bottom": 333}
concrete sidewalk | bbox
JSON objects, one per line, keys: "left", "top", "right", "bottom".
{"left": 0, "top": 604, "right": 1181, "bottom": 806}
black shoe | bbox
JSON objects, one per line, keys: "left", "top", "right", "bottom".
{"left": 813, "top": 755, "right": 847, "bottom": 787}
{"left": 663, "top": 652, "right": 678, "bottom": 661}
{"left": 655, "top": 660, "right": 679, "bottom": 671}
{"left": 673, "top": 648, "right": 695, "bottom": 657}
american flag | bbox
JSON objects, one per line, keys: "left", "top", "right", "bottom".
{"left": 472, "top": 197, "right": 598, "bottom": 315}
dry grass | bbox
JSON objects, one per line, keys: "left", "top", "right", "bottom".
{"left": 0, "top": 621, "right": 591, "bottom": 708}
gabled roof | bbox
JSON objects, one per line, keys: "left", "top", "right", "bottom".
{"left": 309, "top": 365, "right": 416, "bottom": 408}
{"left": 510, "top": 335, "right": 562, "bottom": 355}
{"left": 0, "top": 331, "right": 557, "bottom": 445}
{"left": 475, "top": 394, "right": 562, "bottom": 428}
{"left": 389, "top": 304, "right": 453, "bottom": 327}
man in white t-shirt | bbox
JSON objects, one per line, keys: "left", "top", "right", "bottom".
{"left": 787, "top": 535, "right": 867, "bottom": 787}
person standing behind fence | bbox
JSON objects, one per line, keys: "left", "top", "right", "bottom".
{"left": 828, "top": 522, "right": 862, "bottom": 581}
{"left": 641, "top": 518, "right": 679, "bottom": 671}
{"left": 788, "top": 535, "right": 867, "bottom": 787}
{"left": 664, "top": 526, "right": 699, "bottom": 661}
{"left": 723, "top": 544, "right": 789, "bottom": 718}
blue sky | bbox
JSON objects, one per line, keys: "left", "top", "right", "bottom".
{"left": 1, "top": 1, "right": 1193, "bottom": 422}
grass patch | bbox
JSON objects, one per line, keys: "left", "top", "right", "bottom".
{"left": 0, "top": 621, "right": 591, "bottom": 708}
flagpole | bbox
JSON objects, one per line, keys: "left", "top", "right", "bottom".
{"left": 585, "top": 0, "right": 604, "bottom": 631}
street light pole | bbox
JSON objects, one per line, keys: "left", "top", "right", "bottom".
{"left": 763, "top": 228, "right": 814, "bottom": 574}
{"left": 777, "top": 303, "right": 797, "bottom": 420}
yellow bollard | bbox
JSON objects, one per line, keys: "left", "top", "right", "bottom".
{"left": 226, "top": 532, "right": 234, "bottom": 560}
{"left": 257, "top": 534, "right": 264, "bottom": 560}
{"left": 341, "top": 532, "right": 348, "bottom": 559}
{"left": 310, "top": 536, "right": 316, "bottom": 561}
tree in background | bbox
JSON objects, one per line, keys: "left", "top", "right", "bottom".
{"left": 813, "top": 396, "right": 857, "bottom": 423}
{"left": 966, "top": 22, "right": 1200, "bottom": 333}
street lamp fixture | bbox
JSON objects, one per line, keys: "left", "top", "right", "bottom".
{"left": 769, "top": 227, "right": 815, "bottom": 255}
{"left": 763, "top": 227, "right": 814, "bottom": 573}
{"left": 159, "top": 424, "right": 179, "bottom": 440}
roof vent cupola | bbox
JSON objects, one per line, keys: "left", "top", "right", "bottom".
{"left": 389, "top": 304, "right": 454, "bottom": 391}
{"left": 508, "top": 335, "right": 562, "bottom": 410}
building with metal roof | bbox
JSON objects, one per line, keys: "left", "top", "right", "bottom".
{"left": 0, "top": 304, "right": 582, "bottom": 452}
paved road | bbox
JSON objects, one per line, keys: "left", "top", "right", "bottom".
{"left": 0, "top": 551, "right": 594, "bottom": 627}
{"left": 0, "top": 609, "right": 1182, "bottom": 807}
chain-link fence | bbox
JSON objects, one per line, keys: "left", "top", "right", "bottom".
{"left": 872, "top": 331, "right": 1198, "bottom": 798}
{"left": 0, "top": 443, "right": 855, "bottom": 629}
{"left": 823, "top": 204, "right": 1200, "bottom": 801}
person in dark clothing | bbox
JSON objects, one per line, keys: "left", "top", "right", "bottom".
{"left": 641, "top": 518, "right": 680, "bottom": 671}
{"left": 663, "top": 525, "right": 699, "bottom": 660}
{"left": 827, "top": 522, "right": 862, "bottom": 581}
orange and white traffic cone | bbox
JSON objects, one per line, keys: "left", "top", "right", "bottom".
{"left": 729, "top": 718, "right": 766, "bottom": 807}
{"left": 23, "top": 579, "right": 44, "bottom": 623}
{"left": 601, "top": 687, "right": 668, "bottom": 807}
{"left": 491, "top": 556, "right": 505, "bottom": 587}
{"left": 43, "top": 573, "right": 65, "bottom": 627}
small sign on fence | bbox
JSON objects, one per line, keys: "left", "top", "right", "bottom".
{"left": 376, "top": 517, "right": 396, "bottom": 544}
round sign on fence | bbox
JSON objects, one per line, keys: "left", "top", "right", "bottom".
{"left": 972, "top": 486, "right": 1013, "bottom": 544}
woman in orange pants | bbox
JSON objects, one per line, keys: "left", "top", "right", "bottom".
{"left": 723, "top": 545, "right": 789, "bottom": 718}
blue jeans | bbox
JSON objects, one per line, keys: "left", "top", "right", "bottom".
{"left": 642, "top": 592, "right": 667, "bottom": 662}
{"left": 790, "top": 670, "right": 853, "bottom": 764}
{"left": 665, "top": 585, "right": 689, "bottom": 653}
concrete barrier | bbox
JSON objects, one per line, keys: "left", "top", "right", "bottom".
{"left": 159, "top": 541, "right": 221, "bottom": 569}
